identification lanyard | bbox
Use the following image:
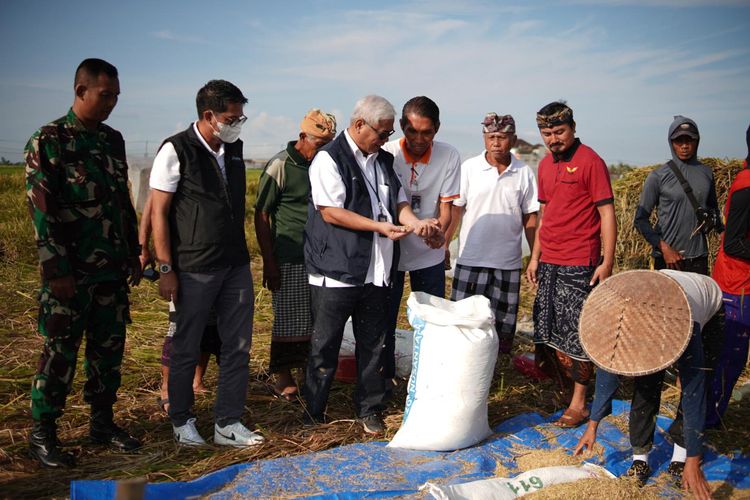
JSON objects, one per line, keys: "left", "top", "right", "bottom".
{"left": 362, "top": 161, "right": 385, "bottom": 216}
{"left": 409, "top": 163, "right": 421, "bottom": 191}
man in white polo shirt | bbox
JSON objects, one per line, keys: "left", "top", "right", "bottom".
{"left": 381, "top": 96, "right": 460, "bottom": 383}
{"left": 445, "top": 113, "right": 539, "bottom": 354}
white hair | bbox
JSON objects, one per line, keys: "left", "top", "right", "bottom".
{"left": 350, "top": 95, "right": 396, "bottom": 125}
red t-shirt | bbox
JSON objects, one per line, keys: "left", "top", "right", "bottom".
{"left": 537, "top": 140, "right": 614, "bottom": 266}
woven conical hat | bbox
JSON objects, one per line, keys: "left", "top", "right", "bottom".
{"left": 579, "top": 270, "right": 693, "bottom": 376}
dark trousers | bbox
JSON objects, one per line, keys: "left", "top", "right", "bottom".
{"left": 383, "top": 263, "right": 445, "bottom": 379}
{"left": 629, "top": 256, "right": 716, "bottom": 455}
{"left": 304, "top": 284, "right": 388, "bottom": 419}
{"left": 169, "top": 265, "right": 254, "bottom": 427}
{"left": 590, "top": 322, "right": 707, "bottom": 456}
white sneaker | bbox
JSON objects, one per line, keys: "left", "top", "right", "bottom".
{"left": 173, "top": 417, "right": 206, "bottom": 446}
{"left": 214, "top": 422, "right": 265, "bottom": 447}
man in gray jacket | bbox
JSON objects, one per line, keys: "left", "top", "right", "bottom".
{"left": 634, "top": 115, "right": 723, "bottom": 274}
{"left": 631, "top": 115, "right": 723, "bottom": 480}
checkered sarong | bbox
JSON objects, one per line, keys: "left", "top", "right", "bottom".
{"left": 271, "top": 263, "right": 312, "bottom": 341}
{"left": 450, "top": 264, "right": 521, "bottom": 352}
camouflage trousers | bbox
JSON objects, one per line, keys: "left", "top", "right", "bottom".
{"left": 31, "top": 280, "right": 130, "bottom": 422}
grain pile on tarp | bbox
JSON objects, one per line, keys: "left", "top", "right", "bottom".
{"left": 70, "top": 401, "right": 750, "bottom": 499}
{"left": 613, "top": 157, "right": 743, "bottom": 271}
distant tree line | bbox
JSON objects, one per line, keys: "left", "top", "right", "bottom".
{"left": 608, "top": 162, "right": 635, "bottom": 180}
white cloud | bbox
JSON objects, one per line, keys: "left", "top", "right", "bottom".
{"left": 151, "top": 30, "right": 212, "bottom": 45}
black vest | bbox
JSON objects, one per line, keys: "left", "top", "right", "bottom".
{"left": 304, "top": 131, "right": 402, "bottom": 285}
{"left": 165, "top": 125, "right": 250, "bottom": 272}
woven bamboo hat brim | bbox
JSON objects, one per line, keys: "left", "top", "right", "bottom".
{"left": 579, "top": 270, "right": 693, "bottom": 376}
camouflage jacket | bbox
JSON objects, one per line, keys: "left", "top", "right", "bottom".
{"left": 25, "top": 108, "right": 140, "bottom": 284}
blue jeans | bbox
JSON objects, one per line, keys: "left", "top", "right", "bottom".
{"left": 590, "top": 322, "right": 706, "bottom": 456}
{"left": 383, "top": 262, "right": 445, "bottom": 379}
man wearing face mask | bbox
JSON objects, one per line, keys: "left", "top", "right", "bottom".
{"left": 149, "top": 80, "right": 263, "bottom": 447}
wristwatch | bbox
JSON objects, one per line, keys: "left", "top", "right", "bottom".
{"left": 158, "top": 263, "right": 173, "bottom": 274}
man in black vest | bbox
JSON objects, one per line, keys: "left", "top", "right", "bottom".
{"left": 150, "top": 80, "right": 263, "bottom": 447}
{"left": 303, "top": 95, "right": 442, "bottom": 435}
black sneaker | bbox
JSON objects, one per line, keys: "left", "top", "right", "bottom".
{"left": 667, "top": 461, "right": 685, "bottom": 488}
{"left": 360, "top": 413, "right": 385, "bottom": 435}
{"left": 625, "top": 460, "right": 651, "bottom": 486}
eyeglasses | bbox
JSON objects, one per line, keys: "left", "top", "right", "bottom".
{"left": 215, "top": 113, "right": 247, "bottom": 127}
{"left": 366, "top": 122, "right": 395, "bottom": 141}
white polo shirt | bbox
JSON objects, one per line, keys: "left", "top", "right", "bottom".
{"left": 455, "top": 152, "right": 539, "bottom": 270}
{"left": 382, "top": 138, "right": 460, "bottom": 271}
{"left": 149, "top": 122, "right": 226, "bottom": 192}
{"left": 308, "top": 129, "right": 408, "bottom": 288}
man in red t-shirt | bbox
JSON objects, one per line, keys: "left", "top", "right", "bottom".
{"left": 526, "top": 101, "right": 617, "bottom": 428}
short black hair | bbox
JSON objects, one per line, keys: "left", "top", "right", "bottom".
{"left": 74, "top": 58, "right": 118, "bottom": 86}
{"left": 401, "top": 96, "right": 440, "bottom": 128}
{"left": 196, "top": 80, "right": 248, "bottom": 117}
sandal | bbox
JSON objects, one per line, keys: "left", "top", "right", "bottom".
{"left": 266, "top": 383, "right": 298, "bottom": 402}
{"left": 554, "top": 407, "right": 589, "bottom": 428}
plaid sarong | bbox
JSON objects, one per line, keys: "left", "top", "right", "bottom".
{"left": 269, "top": 263, "right": 312, "bottom": 372}
{"left": 451, "top": 264, "right": 521, "bottom": 353}
{"left": 271, "top": 263, "right": 312, "bottom": 341}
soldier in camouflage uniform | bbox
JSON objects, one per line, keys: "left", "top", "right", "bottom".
{"left": 25, "top": 58, "right": 142, "bottom": 468}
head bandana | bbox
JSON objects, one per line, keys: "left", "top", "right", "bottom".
{"left": 482, "top": 113, "right": 515, "bottom": 134}
{"left": 301, "top": 109, "right": 337, "bottom": 140}
{"left": 536, "top": 105, "right": 574, "bottom": 129}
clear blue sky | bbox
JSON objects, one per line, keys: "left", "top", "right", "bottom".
{"left": 1, "top": 0, "right": 748, "bottom": 166}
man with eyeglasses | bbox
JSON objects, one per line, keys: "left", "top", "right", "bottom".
{"left": 303, "top": 95, "right": 442, "bottom": 435}
{"left": 381, "top": 96, "right": 460, "bottom": 389}
{"left": 255, "top": 109, "right": 337, "bottom": 401}
{"left": 149, "top": 80, "right": 264, "bottom": 447}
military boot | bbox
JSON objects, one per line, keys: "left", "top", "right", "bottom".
{"left": 89, "top": 406, "right": 141, "bottom": 451}
{"left": 28, "top": 420, "right": 76, "bottom": 468}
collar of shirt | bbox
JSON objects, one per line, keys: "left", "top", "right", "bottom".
{"left": 286, "top": 140, "right": 310, "bottom": 167}
{"left": 344, "top": 128, "right": 378, "bottom": 168}
{"left": 551, "top": 138, "right": 581, "bottom": 163}
{"left": 66, "top": 108, "right": 104, "bottom": 136}
{"left": 481, "top": 151, "right": 519, "bottom": 176}
{"left": 400, "top": 137, "right": 432, "bottom": 165}
{"left": 192, "top": 121, "right": 225, "bottom": 160}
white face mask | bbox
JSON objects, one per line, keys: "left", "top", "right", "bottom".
{"left": 212, "top": 116, "right": 243, "bottom": 143}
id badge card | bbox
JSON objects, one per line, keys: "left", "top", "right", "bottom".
{"left": 377, "top": 213, "right": 388, "bottom": 237}
{"left": 411, "top": 194, "right": 422, "bottom": 214}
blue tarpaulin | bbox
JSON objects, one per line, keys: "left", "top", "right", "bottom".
{"left": 70, "top": 400, "right": 750, "bottom": 499}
